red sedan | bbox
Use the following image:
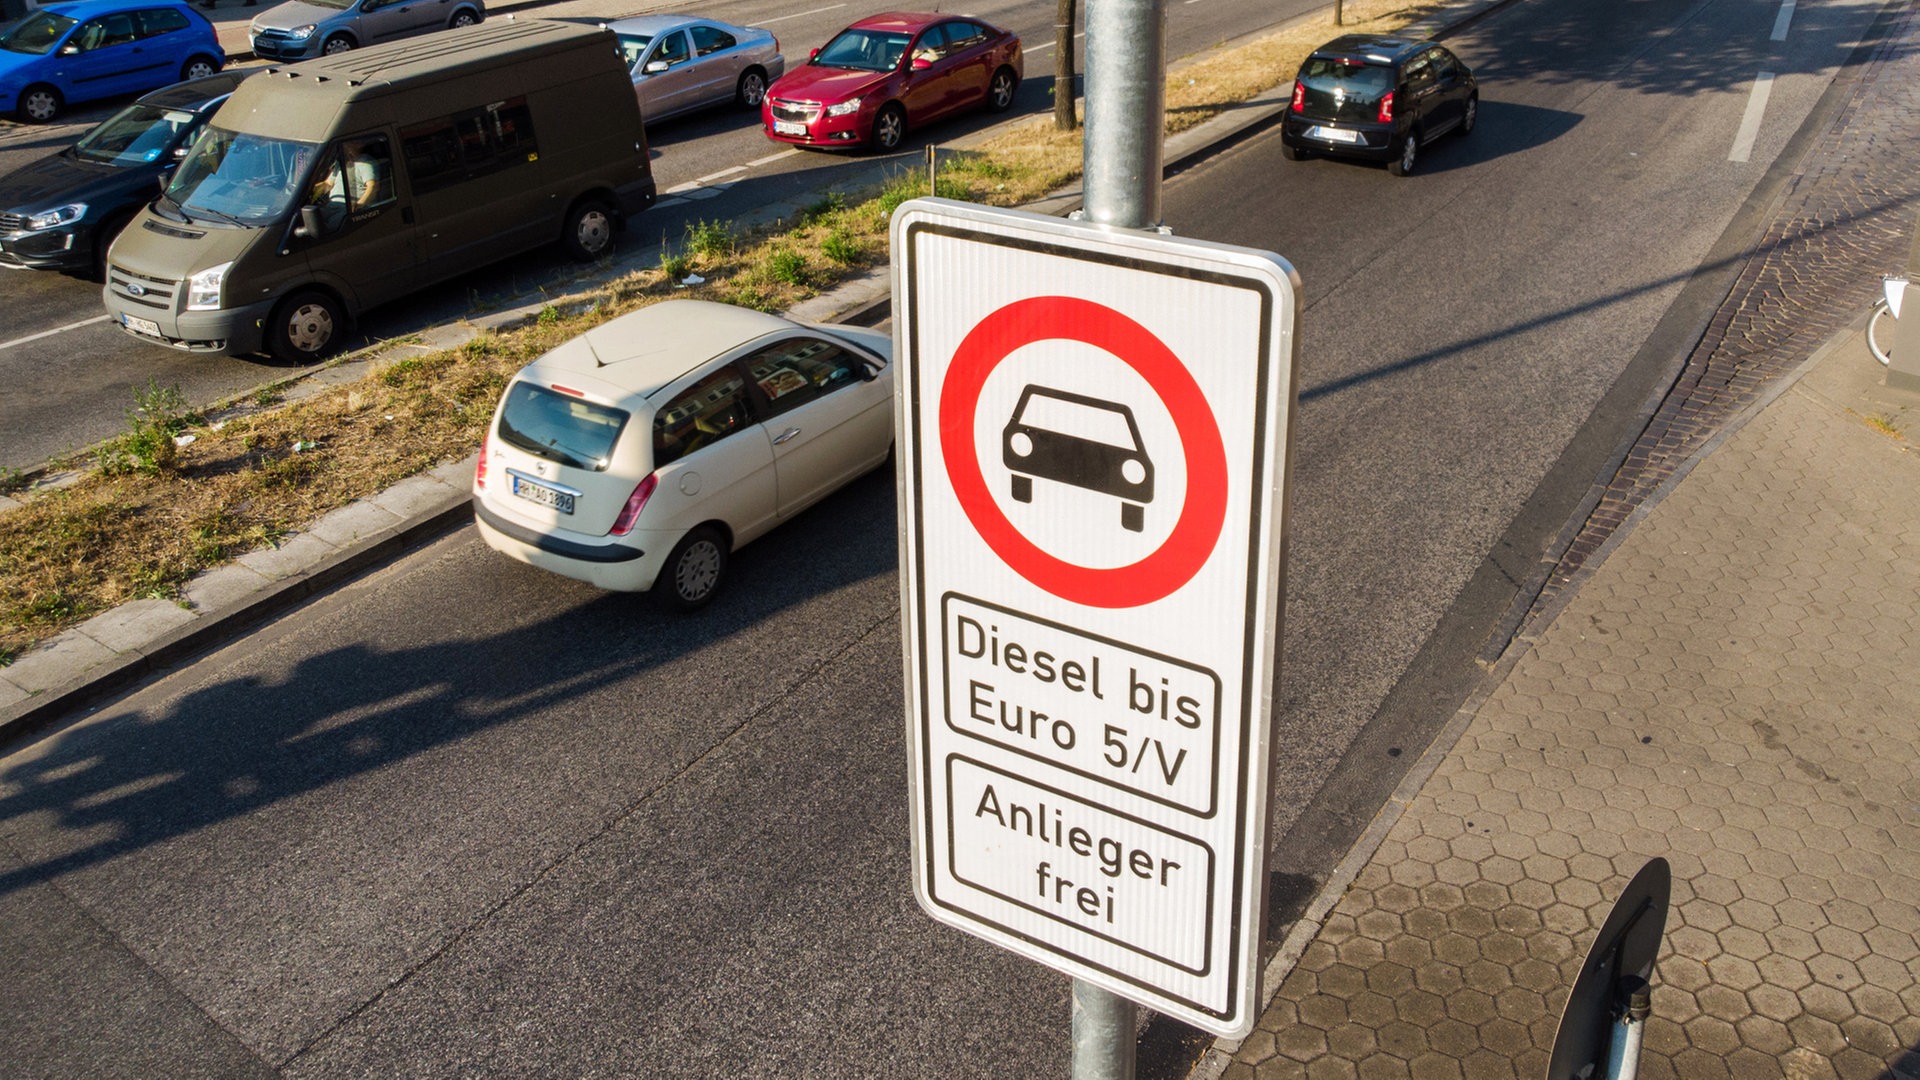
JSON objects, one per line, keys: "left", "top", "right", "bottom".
{"left": 762, "top": 11, "right": 1022, "bottom": 151}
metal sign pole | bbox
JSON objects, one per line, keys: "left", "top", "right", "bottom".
{"left": 1073, "top": 0, "right": 1166, "bottom": 1074}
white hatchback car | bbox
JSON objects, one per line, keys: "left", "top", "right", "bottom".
{"left": 472, "top": 299, "right": 894, "bottom": 609}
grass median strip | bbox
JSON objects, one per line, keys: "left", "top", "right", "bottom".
{"left": 0, "top": 0, "right": 1435, "bottom": 667}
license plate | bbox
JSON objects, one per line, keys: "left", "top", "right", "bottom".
{"left": 511, "top": 474, "right": 575, "bottom": 515}
{"left": 773, "top": 120, "right": 807, "bottom": 136}
{"left": 122, "top": 314, "right": 162, "bottom": 337}
{"left": 1309, "top": 125, "right": 1360, "bottom": 144}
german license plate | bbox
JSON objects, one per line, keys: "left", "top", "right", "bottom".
{"left": 1309, "top": 126, "right": 1360, "bottom": 144}
{"left": 511, "top": 473, "right": 575, "bottom": 514}
{"left": 123, "top": 313, "right": 162, "bottom": 337}
{"left": 774, "top": 120, "right": 807, "bottom": 136}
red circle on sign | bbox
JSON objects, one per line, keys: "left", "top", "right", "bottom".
{"left": 939, "top": 295, "right": 1228, "bottom": 608}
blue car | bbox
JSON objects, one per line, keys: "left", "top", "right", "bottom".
{"left": 0, "top": 0, "right": 225, "bottom": 123}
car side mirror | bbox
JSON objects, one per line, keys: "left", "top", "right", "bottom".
{"left": 294, "top": 204, "right": 323, "bottom": 239}
{"left": 911, "top": 56, "right": 932, "bottom": 70}
{"left": 809, "top": 47, "right": 819, "bottom": 60}
{"left": 60, "top": 42, "right": 81, "bottom": 55}
{"left": 860, "top": 362, "right": 881, "bottom": 383}
{"left": 644, "top": 59, "right": 669, "bottom": 74}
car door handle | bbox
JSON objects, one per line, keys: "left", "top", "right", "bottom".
{"left": 773, "top": 427, "right": 802, "bottom": 445}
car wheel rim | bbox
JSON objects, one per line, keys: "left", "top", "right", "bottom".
{"left": 743, "top": 75, "right": 764, "bottom": 105}
{"left": 1464, "top": 99, "right": 1476, "bottom": 131}
{"left": 188, "top": 62, "right": 213, "bottom": 78}
{"left": 675, "top": 540, "right": 721, "bottom": 600}
{"left": 993, "top": 75, "right": 1013, "bottom": 108}
{"left": 878, "top": 112, "right": 902, "bottom": 148}
{"left": 26, "top": 93, "right": 55, "bottom": 121}
{"left": 1400, "top": 139, "right": 1416, "bottom": 172}
{"left": 286, "top": 304, "right": 333, "bottom": 354}
{"left": 324, "top": 38, "right": 352, "bottom": 54}
{"left": 576, "top": 211, "right": 611, "bottom": 254}
{"left": 453, "top": 12, "right": 473, "bottom": 25}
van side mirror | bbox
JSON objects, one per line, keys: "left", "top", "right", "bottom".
{"left": 294, "top": 204, "right": 323, "bottom": 238}
{"left": 643, "top": 59, "right": 669, "bottom": 74}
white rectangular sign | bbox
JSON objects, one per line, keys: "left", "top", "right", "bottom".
{"left": 892, "top": 199, "right": 1300, "bottom": 1037}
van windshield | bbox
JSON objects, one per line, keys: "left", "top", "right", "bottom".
{"left": 498, "top": 383, "right": 631, "bottom": 472}
{"left": 1, "top": 11, "right": 76, "bottom": 55}
{"left": 163, "top": 125, "right": 319, "bottom": 228}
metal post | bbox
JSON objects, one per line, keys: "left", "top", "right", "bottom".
{"left": 1071, "top": 2, "right": 1165, "bottom": 1070}
{"left": 1081, "top": 0, "right": 1167, "bottom": 231}
{"left": 1071, "top": 980, "right": 1137, "bottom": 1080}
{"left": 1887, "top": 217, "right": 1920, "bottom": 392}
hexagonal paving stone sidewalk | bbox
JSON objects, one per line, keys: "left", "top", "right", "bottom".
{"left": 1222, "top": 346, "right": 1920, "bottom": 1080}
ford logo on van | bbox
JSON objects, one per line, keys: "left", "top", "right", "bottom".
{"left": 125, "top": 282, "right": 147, "bottom": 297}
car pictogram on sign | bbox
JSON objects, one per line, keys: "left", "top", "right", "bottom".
{"left": 1003, "top": 385, "right": 1155, "bottom": 532}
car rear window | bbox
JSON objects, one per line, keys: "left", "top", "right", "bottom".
{"left": 498, "top": 382, "right": 631, "bottom": 471}
{"left": 1298, "top": 57, "right": 1394, "bottom": 121}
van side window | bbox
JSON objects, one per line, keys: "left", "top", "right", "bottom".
{"left": 401, "top": 96, "right": 539, "bottom": 197}
{"left": 309, "top": 134, "right": 396, "bottom": 233}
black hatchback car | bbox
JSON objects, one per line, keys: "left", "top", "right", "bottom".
{"left": 0, "top": 68, "right": 250, "bottom": 278}
{"left": 1280, "top": 34, "right": 1477, "bottom": 176}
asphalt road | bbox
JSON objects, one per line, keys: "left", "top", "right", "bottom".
{"left": 0, "top": 0, "right": 1885, "bottom": 1075}
{"left": 0, "top": 0, "right": 1328, "bottom": 472}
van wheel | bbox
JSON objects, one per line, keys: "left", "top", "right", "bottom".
{"left": 736, "top": 68, "right": 768, "bottom": 108}
{"left": 654, "top": 527, "right": 728, "bottom": 612}
{"left": 268, "top": 290, "right": 347, "bottom": 364}
{"left": 986, "top": 66, "right": 1018, "bottom": 112}
{"left": 560, "top": 198, "right": 618, "bottom": 261}
{"left": 322, "top": 34, "right": 355, "bottom": 55}
{"left": 180, "top": 55, "right": 220, "bottom": 81}
{"left": 16, "top": 84, "right": 61, "bottom": 124}
{"left": 871, "top": 103, "right": 906, "bottom": 152}
{"left": 449, "top": 8, "right": 478, "bottom": 27}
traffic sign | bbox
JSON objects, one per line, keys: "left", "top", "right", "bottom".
{"left": 891, "top": 199, "right": 1300, "bottom": 1037}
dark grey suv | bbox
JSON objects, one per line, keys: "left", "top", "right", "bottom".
{"left": 1280, "top": 34, "right": 1477, "bottom": 176}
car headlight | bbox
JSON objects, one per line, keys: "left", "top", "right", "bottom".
{"left": 25, "top": 203, "right": 87, "bottom": 231}
{"left": 185, "top": 261, "right": 231, "bottom": 311}
{"left": 287, "top": 23, "right": 317, "bottom": 38}
{"left": 825, "top": 97, "right": 863, "bottom": 117}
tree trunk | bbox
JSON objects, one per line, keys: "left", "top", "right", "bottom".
{"left": 1054, "top": 0, "right": 1078, "bottom": 130}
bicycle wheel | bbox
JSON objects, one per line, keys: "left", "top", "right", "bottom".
{"left": 1867, "top": 300, "right": 1896, "bottom": 366}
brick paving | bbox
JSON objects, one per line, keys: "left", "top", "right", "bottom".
{"left": 1210, "top": 3, "right": 1920, "bottom": 1077}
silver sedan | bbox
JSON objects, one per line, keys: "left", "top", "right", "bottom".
{"left": 604, "top": 14, "right": 784, "bottom": 123}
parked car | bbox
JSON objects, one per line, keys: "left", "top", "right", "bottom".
{"left": 0, "top": 0, "right": 224, "bottom": 123}
{"left": 762, "top": 10, "right": 1020, "bottom": 152}
{"left": 602, "top": 14, "right": 782, "bottom": 123}
{"left": 248, "top": 0, "right": 483, "bottom": 61}
{"left": 472, "top": 299, "right": 894, "bottom": 610}
{"left": 0, "top": 69, "right": 248, "bottom": 277}
{"left": 1280, "top": 34, "right": 1477, "bottom": 176}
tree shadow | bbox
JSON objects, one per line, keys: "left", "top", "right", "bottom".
{"left": 0, "top": 467, "right": 899, "bottom": 900}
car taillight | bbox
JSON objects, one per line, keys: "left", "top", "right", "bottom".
{"left": 474, "top": 437, "right": 489, "bottom": 491}
{"left": 1378, "top": 90, "right": 1394, "bottom": 123}
{"left": 610, "top": 473, "right": 658, "bottom": 536}
{"left": 1290, "top": 80, "right": 1305, "bottom": 113}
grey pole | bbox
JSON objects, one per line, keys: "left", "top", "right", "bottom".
{"left": 1081, "top": 0, "right": 1167, "bottom": 231}
{"left": 1071, "top": 1, "right": 1166, "bottom": 1071}
{"left": 1072, "top": 979, "right": 1137, "bottom": 1080}
{"left": 1886, "top": 216, "right": 1920, "bottom": 392}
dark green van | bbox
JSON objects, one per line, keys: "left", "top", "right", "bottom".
{"left": 102, "top": 19, "right": 655, "bottom": 363}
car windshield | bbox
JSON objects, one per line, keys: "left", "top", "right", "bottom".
{"left": 72, "top": 104, "right": 201, "bottom": 166}
{"left": 812, "top": 28, "right": 910, "bottom": 72}
{"left": 1299, "top": 57, "right": 1394, "bottom": 120}
{"left": 0, "top": 10, "right": 76, "bottom": 55}
{"left": 615, "top": 32, "right": 652, "bottom": 67}
{"left": 1016, "top": 390, "right": 1139, "bottom": 449}
{"left": 498, "top": 383, "right": 631, "bottom": 471}
{"left": 163, "top": 125, "right": 319, "bottom": 227}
